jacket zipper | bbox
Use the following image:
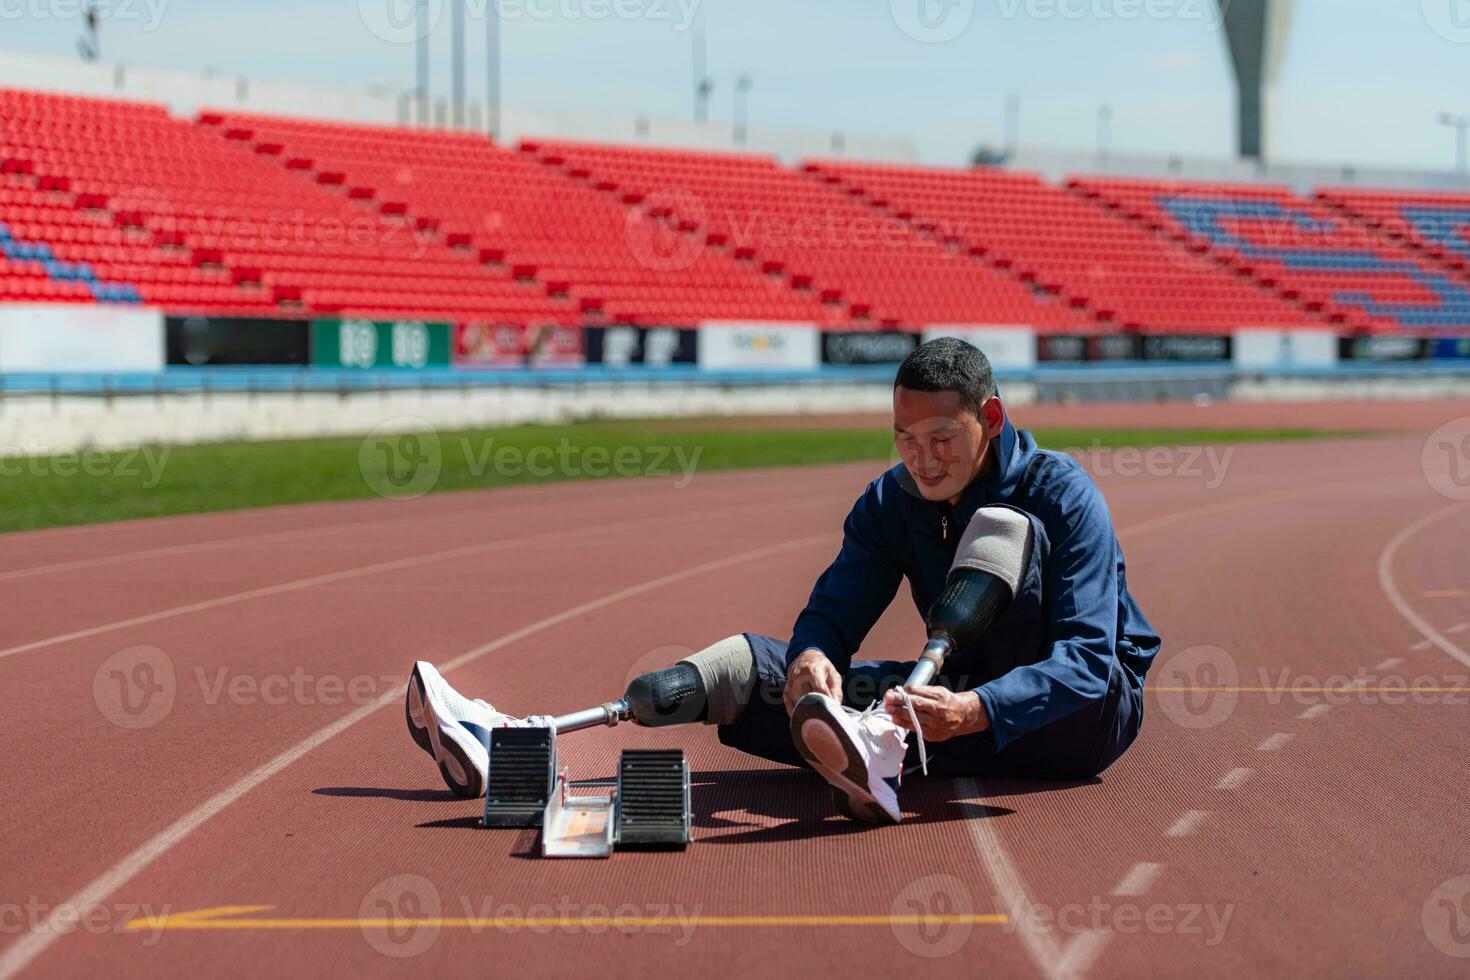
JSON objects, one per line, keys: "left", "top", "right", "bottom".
{"left": 941, "top": 515, "right": 949, "bottom": 540}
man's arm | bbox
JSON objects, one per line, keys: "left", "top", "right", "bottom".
{"left": 788, "top": 478, "right": 905, "bottom": 673}
{"left": 972, "top": 478, "right": 1119, "bottom": 750}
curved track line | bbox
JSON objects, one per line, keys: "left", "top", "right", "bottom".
{"left": 969, "top": 475, "right": 1380, "bottom": 980}
{"left": 0, "top": 533, "right": 833, "bottom": 980}
{"left": 0, "top": 494, "right": 843, "bottom": 662}
{"left": 1376, "top": 502, "right": 1470, "bottom": 670}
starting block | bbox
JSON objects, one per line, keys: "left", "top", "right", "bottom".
{"left": 480, "top": 727, "right": 691, "bottom": 856}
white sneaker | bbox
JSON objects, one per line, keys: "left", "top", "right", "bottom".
{"left": 405, "top": 661, "right": 526, "bottom": 799}
{"left": 789, "top": 692, "right": 911, "bottom": 824}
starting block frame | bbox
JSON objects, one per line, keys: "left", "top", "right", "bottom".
{"left": 479, "top": 727, "right": 692, "bottom": 857}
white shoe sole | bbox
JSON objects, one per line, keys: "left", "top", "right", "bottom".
{"left": 406, "top": 662, "right": 489, "bottom": 799}
{"left": 789, "top": 693, "right": 900, "bottom": 824}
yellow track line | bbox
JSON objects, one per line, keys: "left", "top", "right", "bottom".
{"left": 124, "top": 908, "right": 1007, "bottom": 931}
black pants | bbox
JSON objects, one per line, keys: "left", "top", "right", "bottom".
{"left": 717, "top": 633, "right": 1143, "bottom": 780}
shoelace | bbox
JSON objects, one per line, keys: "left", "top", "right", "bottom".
{"left": 861, "top": 691, "right": 928, "bottom": 777}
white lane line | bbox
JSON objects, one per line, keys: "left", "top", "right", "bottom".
{"left": 1054, "top": 930, "right": 1113, "bottom": 979}
{"left": 1410, "top": 639, "right": 1434, "bottom": 652}
{"left": 1374, "top": 657, "right": 1405, "bottom": 671}
{"left": 956, "top": 778, "right": 1074, "bottom": 980}
{"left": 1112, "top": 863, "right": 1165, "bottom": 898}
{"left": 1298, "top": 704, "right": 1331, "bottom": 720}
{"left": 1216, "top": 768, "right": 1254, "bottom": 790}
{"left": 1165, "top": 810, "right": 1208, "bottom": 838}
{"left": 1377, "top": 504, "right": 1470, "bottom": 671}
{"left": 0, "top": 533, "right": 831, "bottom": 980}
{"left": 1256, "top": 733, "right": 1294, "bottom": 752}
{"left": 1447, "top": 623, "right": 1469, "bottom": 636}
{"left": 0, "top": 496, "right": 830, "bottom": 662}
{"left": 1034, "top": 483, "right": 1367, "bottom": 979}
{"left": 0, "top": 512, "right": 459, "bottom": 584}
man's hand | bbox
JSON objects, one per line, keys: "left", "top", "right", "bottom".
{"left": 784, "top": 649, "right": 843, "bottom": 715}
{"left": 884, "top": 685, "right": 989, "bottom": 741}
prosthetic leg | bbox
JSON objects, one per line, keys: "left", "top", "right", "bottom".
{"left": 484, "top": 506, "right": 1033, "bottom": 846}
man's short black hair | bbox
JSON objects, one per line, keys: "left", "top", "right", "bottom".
{"left": 894, "top": 337, "right": 996, "bottom": 417}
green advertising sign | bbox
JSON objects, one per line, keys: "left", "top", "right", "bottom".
{"left": 312, "top": 319, "right": 451, "bottom": 369}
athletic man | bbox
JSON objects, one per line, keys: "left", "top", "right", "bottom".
{"left": 405, "top": 338, "right": 1160, "bottom": 824}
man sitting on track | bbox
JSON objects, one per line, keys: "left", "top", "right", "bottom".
{"left": 405, "top": 338, "right": 1161, "bottom": 824}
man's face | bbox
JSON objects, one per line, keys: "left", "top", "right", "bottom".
{"left": 893, "top": 386, "right": 1005, "bottom": 504}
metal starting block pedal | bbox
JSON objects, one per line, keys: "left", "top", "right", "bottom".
{"left": 481, "top": 727, "right": 556, "bottom": 828}
{"left": 540, "top": 749, "right": 691, "bottom": 857}
{"left": 478, "top": 727, "right": 691, "bottom": 856}
{"left": 613, "top": 749, "right": 691, "bottom": 850}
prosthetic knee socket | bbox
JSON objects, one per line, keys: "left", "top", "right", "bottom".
{"left": 623, "top": 634, "right": 756, "bottom": 727}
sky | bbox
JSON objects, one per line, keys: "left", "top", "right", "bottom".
{"left": 3, "top": 0, "right": 1469, "bottom": 169}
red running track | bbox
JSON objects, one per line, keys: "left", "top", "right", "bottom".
{"left": 1, "top": 415, "right": 1469, "bottom": 978}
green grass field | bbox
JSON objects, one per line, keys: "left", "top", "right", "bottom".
{"left": 0, "top": 421, "right": 1346, "bottom": 534}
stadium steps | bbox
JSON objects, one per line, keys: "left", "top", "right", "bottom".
{"left": 1315, "top": 190, "right": 1470, "bottom": 282}
{"left": 802, "top": 159, "right": 1321, "bottom": 334}
{"left": 1072, "top": 176, "right": 1470, "bottom": 331}
{"left": 1062, "top": 178, "right": 1355, "bottom": 330}
{"left": 514, "top": 138, "right": 840, "bottom": 326}
{"left": 520, "top": 138, "right": 870, "bottom": 326}
{"left": 197, "top": 112, "right": 573, "bottom": 325}
{"left": 0, "top": 89, "right": 298, "bottom": 314}
{"left": 798, "top": 161, "right": 1098, "bottom": 330}
{"left": 522, "top": 139, "right": 1086, "bottom": 329}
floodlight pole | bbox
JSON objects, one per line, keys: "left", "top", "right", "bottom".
{"left": 452, "top": 0, "right": 465, "bottom": 127}
{"left": 1439, "top": 112, "right": 1469, "bottom": 179}
{"left": 416, "top": 0, "right": 430, "bottom": 125}
{"left": 487, "top": 0, "right": 501, "bottom": 138}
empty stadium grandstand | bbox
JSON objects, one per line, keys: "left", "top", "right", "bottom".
{"left": 5, "top": 85, "right": 1469, "bottom": 337}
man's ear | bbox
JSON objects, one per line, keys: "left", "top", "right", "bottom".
{"left": 981, "top": 396, "right": 1005, "bottom": 438}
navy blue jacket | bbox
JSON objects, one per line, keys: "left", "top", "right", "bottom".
{"left": 788, "top": 417, "right": 1160, "bottom": 750}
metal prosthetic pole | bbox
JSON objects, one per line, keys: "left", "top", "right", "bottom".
{"left": 551, "top": 699, "right": 631, "bottom": 734}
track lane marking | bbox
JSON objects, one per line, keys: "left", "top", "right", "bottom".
{"left": 1215, "top": 768, "right": 1253, "bottom": 791}
{"left": 1164, "top": 810, "right": 1208, "bottom": 838}
{"left": 1298, "top": 705, "right": 1330, "bottom": 720}
{"left": 0, "top": 495, "right": 844, "bottom": 662}
{"left": 1111, "top": 863, "right": 1164, "bottom": 898}
{"left": 1256, "top": 733, "right": 1293, "bottom": 752}
{"left": 0, "top": 532, "right": 833, "bottom": 980}
{"left": 1377, "top": 504, "right": 1470, "bottom": 671}
{"left": 1374, "top": 657, "right": 1404, "bottom": 671}
{"left": 123, "top": 906, "right": 1008, "bottom": 931}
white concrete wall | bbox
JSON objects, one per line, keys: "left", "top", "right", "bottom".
{"left": 1006, "top": 146, "right": 1468, "bottom": 192}
{"left": 0, "top": 380, "right": 934, "bottom": 453}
